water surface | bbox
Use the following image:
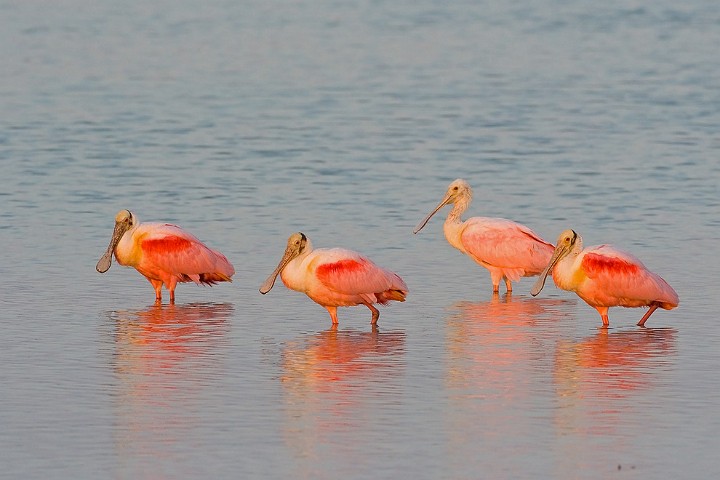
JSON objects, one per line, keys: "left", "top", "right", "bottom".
{"left": 1, "top": 1, "right": 719, "bottom": 478}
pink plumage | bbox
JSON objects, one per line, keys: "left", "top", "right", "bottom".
{"left": 532, "top": 230, "right": 679, "bottom": 326}
{"left": 414, "top": 179, "right": 555, "bottom": 293}
{"left": 260, "top": 233, "right": 407, "bottom": 325}
{"left": 97, "top": 210, "right": 234, "bottom": 302}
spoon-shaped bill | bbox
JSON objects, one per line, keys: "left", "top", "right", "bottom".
{"left": 530, "top": 244, "right": 568, "bottom": 296}
{"left": 413, "top": 195, "right": 451, "bottom": 234}
{"left": 259, "top": 249, "right": 295, "bottom": 294}
{"left": 96, "top": 252, "right": 113, "bottom": 273}
{"left": 96, "top": 221, "right": 129, "bottom": 273}
{"left": 530, "top": 265, "right": 551, "bottom": 296}
{"left": 259, "top": 271, "right": 279, "bottom": 294}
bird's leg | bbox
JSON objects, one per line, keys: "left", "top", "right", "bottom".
{"left": 504, "top": 277, "right": 513, "bottom": 293}
{"left": 490, "top": 271, "right": 502, "bottom": 294}
{"left": 596, "top": 307, "right": 610, "bottom": 327}
{"left": 167, "top": 278, "right": 177, "bottom": 304}
{"left": 637, "top": 304, "right": 659, "bottom": 327}
{"left": 149, "top": 279, "right": 163, "bottom": 302}
{"left": 326, "top": 306, "right": 339, "bottom": 325}
{"left": 366, "top": 304, "right": 380, "bottom": 325}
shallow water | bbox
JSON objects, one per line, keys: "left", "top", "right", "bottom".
{"left": 1, "top": 0, "right": 719, "bottom": 478}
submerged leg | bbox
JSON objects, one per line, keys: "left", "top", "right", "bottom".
{"left": 366, "top": 304, "right": 380, "bottom": 325}
{"left": 149, "top": 279, "right": 163, "bottom": 302}
{"left": 326, "top": 306, "right": 339, "bottom": 324}
{"left": 490, "top": 270, "right": 502, "bottom": 294}
{"left": 504, "top": 277, "right": 513, "bottom": 293}
{"left": 596, "top": 307, "right": 610, "bottom": 327}
{"left": 168, "top": 278, "right": 177, "bottom": 304}
{"left": 637, "top": 304, "right": 659, "bottom": 327}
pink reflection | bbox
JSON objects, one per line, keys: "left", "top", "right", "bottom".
{"left": 280, "top": 325, "right": 405, "bottom": 466}
{"left": 444, "top": 294, "right": 573, "bottom": 470}
{"left": 446, "top": 294, "right": 573, "bottom": 398}
{"left": 552, "top": 328, "right": 677, "bottom": 477}
{"left": 555, "top": 328, "right": 676, "bottom": 395}
{"left": 108, "top": 303, "right": 232, "bottom": 476}
{"left": 554, "top": 328, "right": 677, "bottom": 431}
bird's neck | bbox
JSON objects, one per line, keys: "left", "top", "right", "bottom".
{"left": 114, "top": 226, "right": 140, "bottom": 266}
{"left": 446, "top": 194, "right": 470, "bottom": 224}
{"left": 553, "top": 251, "right": 582, "bottom": 291}
{"left": 280, "top": 251, "right": 312, "bottom": 292}
{"left": 443, "top": 199, "right": 470, "bottom": 253}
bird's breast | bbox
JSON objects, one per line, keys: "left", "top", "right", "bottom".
{"left": 443, "top": 221, "right": 467, "bottom": 253}
{"left": 280, "top": 258, "right": 310, "bottom": 293}
{"left": 114, "top": 231, "right": 144, "bottom": 267}
{"left": 553, "top": 258, "right": 587, "bottom": 291}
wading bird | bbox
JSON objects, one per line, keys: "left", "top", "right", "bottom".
{"left": 96, "top": 210, "right": 234, "bottom": 302}
{"left": 531, "top": 229, "right": 679, "bottom": 326}
{"left": 413, "top": 178, "right": 555, "bottom": 293}
{"left": 259, "top": 232, "right": 408, "bottom": 325}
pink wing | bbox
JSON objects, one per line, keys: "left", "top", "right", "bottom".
{"left": 460, "top": 217, "right": 554, "bottom": 271}
{"left": 581, "top": 245, "right": 678, "bottom": 307}
{"left": 313, "top": 249, "right": 407, "bottom": 296}
{"left": 139, "top": 224, "right": 235, "bottom": 281}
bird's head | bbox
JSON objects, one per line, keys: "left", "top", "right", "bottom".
{"left": 531, "top": 229, "right": 580, "bottom": 296}
{"left": 96, "top": 209, "right": 137, "bottom": 273}
{"left": 413, "top": 178, "right": 473, "bottom": 234}
{"left": 259, "top": 232, "right": 311, "bottom": 294}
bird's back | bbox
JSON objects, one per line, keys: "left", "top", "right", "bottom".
{"left": 460, "top": 217, "right": 554, "bottom": 273}
{"left": 311, "top": 248, "right": 407, "bottom": 297}
{"left": 137, "top": 223, "right": 234, "bottom": 279}
{"left": 579, "top": 245, "right": 678, "bottom": 308}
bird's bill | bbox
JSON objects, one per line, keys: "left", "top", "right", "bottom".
{"left": 413, "top": 194, "right": 452, "bottom": 234}
{"left": 96, "top": 221, "right": 129, "bottom": 273}
{"left": 530, "top": 244, "right": 570, "bottom": 296}
{"left": 259, "top": 248, "right": 295, "bottom": 294}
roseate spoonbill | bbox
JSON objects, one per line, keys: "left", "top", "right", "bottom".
{"left": 413, "top": 178, "right": 555, "bottom": 293}
{"left": 531, "top": 229, "right": 679, "bottom": 326}
{"left": 96, "top": 210, "right": 235, "bottom": 302}
{"left": 259, "top": 232, "right": 408, "bottom": 325}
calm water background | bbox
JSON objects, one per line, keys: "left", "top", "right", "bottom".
{"left": 1, "top": 0, "right": 719, "bottom": 478}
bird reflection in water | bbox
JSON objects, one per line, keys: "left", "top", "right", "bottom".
{"left": 280, "top": 325, "right": 405, "bottom": 469}
{"left": 444, "top": 294, "right": 574, "bottom": 471}
{"left": 107, "top": 302, "right": 232, "bottom": 476}
{"left": 554, "top": 327, "right": 677, "bottom": 434}
{"left": 446, "top": 293, "right": 574, "bottom": 398}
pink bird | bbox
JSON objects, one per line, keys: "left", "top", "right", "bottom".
{"left": 531, "top": 229, "right": 679, "bottom": 326}
{"left": 413, "top": 178, "right": 555, "bottom": 293}
{"left": 96, "top": 210, "right": 235, "bottom": 302}
{"left": 259, "top": 232, "right": 408, "bottom": 325}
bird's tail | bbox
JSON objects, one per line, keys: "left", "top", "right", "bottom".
{"left": 199, "top": 272, "right": 233, "bottom": 284}
{"left": 379, "top": 289, "right": 407, "bottom": 304}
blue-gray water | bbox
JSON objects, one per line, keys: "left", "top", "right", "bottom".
{"left": 1, "top": 1, "right": 719, "bottom": 478}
